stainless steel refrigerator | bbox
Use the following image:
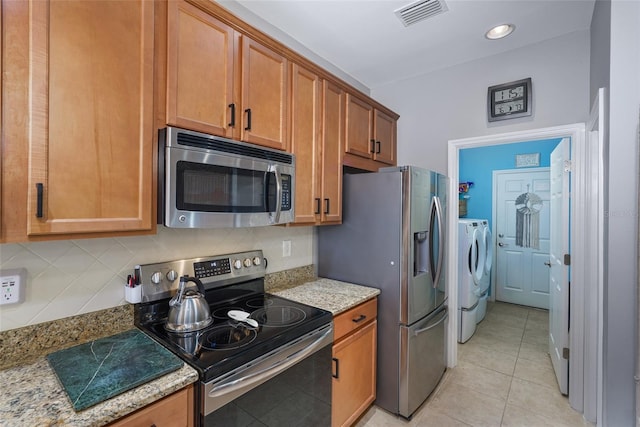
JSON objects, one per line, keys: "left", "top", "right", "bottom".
{"left": 318, "top": 166, "right": 448, "bottom": 419}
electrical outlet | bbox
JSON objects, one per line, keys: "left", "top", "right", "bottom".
{"left": 282, "top": 240, "right": 291, "bottom": 257}
{"left": 0, "top": 268, "right": 26, "bottom": 305}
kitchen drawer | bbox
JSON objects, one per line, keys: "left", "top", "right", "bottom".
{"left": 334, "top": 298, "right": 377, "bottom": 342}
{"left": 108, "top": 385, "right": 193, "bottom": 427}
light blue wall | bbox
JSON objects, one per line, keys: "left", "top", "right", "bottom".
{"left": 459, "top": 138, "right": 562, "bottom": 229}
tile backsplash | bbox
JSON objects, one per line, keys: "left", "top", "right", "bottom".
{"left": 0, "top": 226, "right": 314, "bottom": 331}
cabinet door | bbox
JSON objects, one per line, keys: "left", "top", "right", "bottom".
{"left": 166, "top": 0, "right": 236, "bottom": 138}
{"left": 373, "top": 109, "right": 396, "bottom": 165}
{"left": 109, "top": 386, "right": 193, "bottom": 427}
{"left": 332, "top": 320, "right": 377, "bottom": 427}
{"left": 320, "top": 81, "right": 344, "bottom": 224}
{"left": 27, "top": 0, "right": 154, "bottom": 235}
{"left": 344, "top": 93, "right": 374, "bottom": 160}
{"left": 241, "top": 37, "right": 288, "bottom": 150}
{"left": 290, "top": 64, "right": 321, "bottom": 224}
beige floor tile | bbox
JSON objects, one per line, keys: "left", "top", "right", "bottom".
{"left": 450, "top": 359, "right": 513, "bottom": 401}
{"left": 458, "top": 343, "right": 518, "bottom": 376}
{"left": 481, "top": 310, "right": 528, "bottom": 330}
{"left": 524, "top": 316, "right": 549, "bottom": 333}
{"left": 522, "top": 328, "right": 549, "bottom": 347}
{"left": 517, "top": 341, "right": 551, "bottom": 365}
{"left": 475, "top": 323, "right": 524, "bottom": 345}
{"left": 507, "top": 378, "right": 584, "bottom": 425}
{"left": 526, "top": 308, "right": 549, "bottom": 323}
{"left": 491, "top": 302, "right": 531, "bottom": 318}
{"left": 477, "top": 316, "right": 525, "bottom": 333}
{"left": 356, "top": 405, "right": 412, "bottom": 427}
{"left": 502, "top": 403, "right": 588, "bottom": 427}
{"left": 428, "top": 381, "right": 506, "bottom": 427}
{"left": 462, "top": 333, "right": 521, "bottom": 358}
{"left": 411, "top": 408, "right": 473, "bottom": 426}
{"left": 513, "top": 356, "right": 559, "bottom": 390}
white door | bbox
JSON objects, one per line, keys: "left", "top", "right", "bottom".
{"left": 494, "top": 169, "right": 550, "bottom": 309}
{"left": 549, "top": 138, "right": 571, "bottom": 395}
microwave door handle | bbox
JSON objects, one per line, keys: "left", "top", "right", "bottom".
{"left": 269, "top": 164, "right": 282, "bottom": 224}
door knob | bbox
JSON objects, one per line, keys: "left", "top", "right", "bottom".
{"left": 498, "top": 234, "right": 504, "bottom": 238}
{"left": 498, "top": 242, "right": 508, "bottom": 247}
{"left": 544, "top": 261, "right": 552, "bottom": 267}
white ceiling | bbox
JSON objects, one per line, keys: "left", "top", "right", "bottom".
{"left": 225, "top": 0, "right": 596, "bottom": 90}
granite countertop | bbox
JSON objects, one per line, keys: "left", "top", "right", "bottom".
{"left": 0, "top": 357, "right": 198, "bottom": 426}
{"left": 0, "top": 271, "right": 377, "bottom": 426}
{"left": 269, "top": 277, "right": 380, "bottom": 315}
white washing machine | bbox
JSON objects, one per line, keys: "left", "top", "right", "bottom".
{"left": 458, "top": 219, "right": 485, "bottom": 343}
{"left": 474, "top": 219, "right": 492, "bottom": 323}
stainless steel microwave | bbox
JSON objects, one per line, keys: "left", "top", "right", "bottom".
{"left": 158, "top": 127, "right": 295, "bottom": 228}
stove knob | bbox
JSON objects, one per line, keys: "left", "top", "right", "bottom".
{"left": 252, "top": 257, "right": 262, "bottom": 266}
{"left": 151, "top": 271, "right": 162, "bottom": 284}
{"left": 166, "top": 270, "right": 178, "bottom": 281}
{"left": 233, "top": 259, "right": 243, "bottom": 270}
{"left": 243, "top": 258, "right": 252, "bottom": 268}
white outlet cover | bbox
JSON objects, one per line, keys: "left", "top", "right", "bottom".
{"left": 0, "top": 268, "right": 26, "bottom": 305}
{"left": 282, "top": 240, "right": 292, "bottom": 257}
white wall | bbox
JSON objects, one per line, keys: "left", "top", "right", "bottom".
{"left": 216, "top": 0, "right": 369, "bottom": 95}
{"left": 602, "top": 0, "right": 639, "bottom": 424}
{"left": 0, "top": 226, "right": 314, "bottom": 331}
{"left": 371, "top": 30, "right": 591, "bottom": 174}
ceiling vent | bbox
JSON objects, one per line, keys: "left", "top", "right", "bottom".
{"left": 394, "top": 0, "right": 449, "bottom": 27}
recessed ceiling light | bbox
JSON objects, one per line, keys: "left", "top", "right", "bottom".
{"left": 485, "top": 24, "right": 515, "bottom": 40}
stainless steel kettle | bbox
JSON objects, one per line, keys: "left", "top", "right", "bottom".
{"left": 165, "top": 275, "right": 212, "bottom": 333}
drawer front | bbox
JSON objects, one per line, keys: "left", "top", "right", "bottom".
{"left": 334, "top": 298, "right": 377, "bottom": 342}
{"left": 109, "top": 386, "right": 193, "bottom": 427}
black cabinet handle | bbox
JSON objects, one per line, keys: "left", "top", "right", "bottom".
{"left": 376, "top": 140, "right": 381, "bottom": 154}
{"left": 228, "top": 103, "right": 236, "bottom": 127}
{"left": 36, "top": 183, "right": 44, "bottom": 218}
{"left": 324, "top": 198, "right": 330, "bottom": 214}
{"left": 315, "top": 198, "right": 321, "bottom": 215}
{"left": 370, "top": 139, "right": 375, "bottom": 153}
{"left": 244, "top": 108, "right": 252, "bottom": 131}
{"left": 352, "top": 314, "right": 367, "bottom": 323}
{"left": 332, "top": 357, "right": 339, "bottom": 379}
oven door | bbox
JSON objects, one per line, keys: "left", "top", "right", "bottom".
{"left": 201, "top": 324, "right": 332, "bottom": 427}
{"left": 164, "top": 146, "right": 293, "bottom": 229}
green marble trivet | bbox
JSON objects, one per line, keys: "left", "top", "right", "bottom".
{"left": 46, "top": 328, "right": 183, "bottom": 411}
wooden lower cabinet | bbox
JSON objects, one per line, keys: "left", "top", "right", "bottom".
{"left": 109, "top": 386, "right": 194, "bottom": 427}
{"left": 332, "top": 299, "right": 377, "bottom": 427}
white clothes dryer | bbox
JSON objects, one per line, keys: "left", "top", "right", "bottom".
{"left": 458, "top": 219, "right": 484, "bottom": 343}
{"left": 474, "top": 219, "right": 492, "bottom": 323}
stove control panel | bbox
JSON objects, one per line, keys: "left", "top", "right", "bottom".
{"left": 194, "top": 258, "right": 231, "bottom": 279}
{"left": 137, "top": 250, "right": 266, "bottom": 303}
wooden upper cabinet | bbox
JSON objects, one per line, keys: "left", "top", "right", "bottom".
{"left": 290, "top": 64, "right": 321, "bottom": 224}
{"left": 320, "top": 80, "right": 344, "bottom": 224}
{"left": 166, "top": 0, "right": 236, "bottom": 138}
{"left": 290, "top": 66, "right": 343, "bottom": 226}
{"left": 240, "top": 37, "right": 289, "bottom": 150}
{"left": 345, "top": 93, "right": 374, "bottom": 159}
{"left": 344, "top": 92, "right": 397, "bottom": 170}
{"left": 373, "top": 109, "right": 397, "bottom": 165}
{"left": 27, "top": 0, "right": 154, "bottom": 236}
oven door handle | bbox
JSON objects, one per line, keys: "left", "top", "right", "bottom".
{"left": 268, "top": 164, "right": 282, "bottom": 224}
{"left": 208, "top": 327, "right": 332, "bottom": 399}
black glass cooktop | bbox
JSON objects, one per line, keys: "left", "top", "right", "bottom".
{"left": 136, "top": 291, "right": 332, "bottom": 382}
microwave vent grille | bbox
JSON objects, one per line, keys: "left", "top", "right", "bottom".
{"left": 177, "top": 133, "right": 293, "bottom": 165}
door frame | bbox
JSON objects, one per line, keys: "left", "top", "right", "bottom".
{"left": 491, "top": 167, "right": 552, "bottom": 309}
{"left": 447, "top": 123, "right": 596, "bottom": 416}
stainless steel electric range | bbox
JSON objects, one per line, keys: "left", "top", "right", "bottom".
{"left": 133, "top": 250, "right": 333, "bottom": 427}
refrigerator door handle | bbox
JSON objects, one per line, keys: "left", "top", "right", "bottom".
{"left": 430, "top": 195, "right": 445, "bottom": 288}
{"left": 414, "top": 308, "right": 448, "bottom": 336}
